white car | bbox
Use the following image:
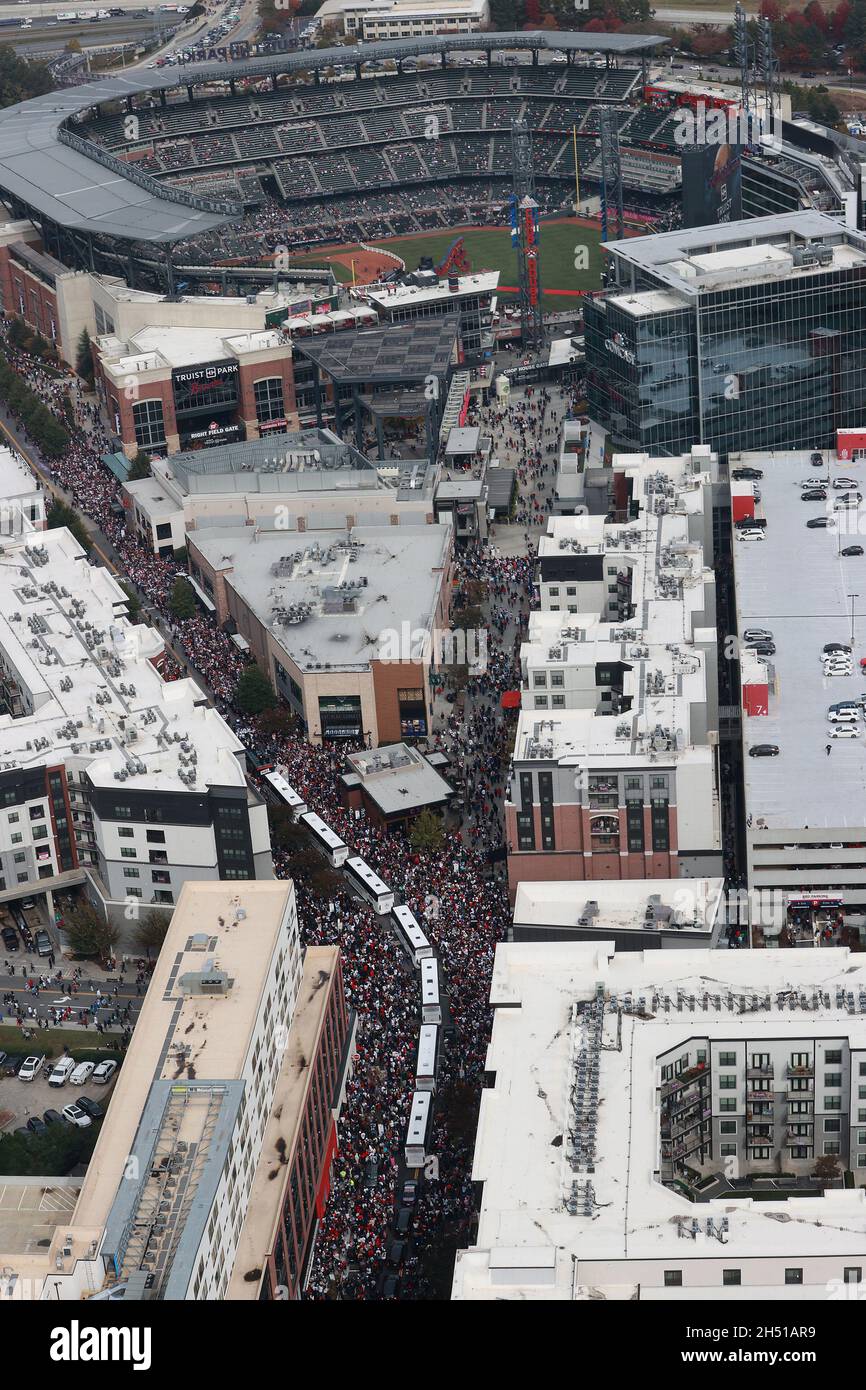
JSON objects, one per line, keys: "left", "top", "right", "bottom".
{"left": 828, "top": 709, "right": 859, "bottom": 723}
{"left": 92, "top": 1059, "right": 118, "bottom": 1085}
{"left": 834, "top": 478, "right": 859, "bottom": 489}
{"left": 742, "top": 628, "right": 773, "bottom": 643}
{"left": 824, "top": 666, "right": 854, "bottom": 678}
{"left": 48, "top": 1056, "right": 75, "bottom": 1087}
{"left": 69, "top": 1061, "right": 94, "bottom": 1086}
{"left": 829, "top": 725, "right": 860, "bottom": 738}
{"left": 61, "top": 1104, "right": 91, "bottom": 1129}
{"left": 737, "top": 529, "right": 764, "bottom": 542}
{"left": 799, "top": 477, "right": 826, "bottom": 488}
{"left": 18, "top": 1054, "right": 46, "bottom": 1082}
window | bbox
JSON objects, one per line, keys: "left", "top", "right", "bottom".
{"left": 824, "top": 1141, "right": 841, "bottom": 1155}
{"left": 718, "top": 1075, "right": 737, "bottom": 1089}
{"left": 719, "top": 1097, "right": 736, "bottom": 1112}
{"left": 155, "top": 522, "right": 172, "bottom": 541}
{"left": 551, "top": 695, "right": 565, "bottom": 709}
{"left": 146, "top": 830, "right": 166, "bottom": 844}
{"left": 720, "top": 1143, "right": 737, "bottom": 1157}
{"left": 253, "top": 376, "right": 285, "bottom": 424}
{"left": 151, "top": 870, "right": 171, "bottom": 885}
{"left": 120, "top": 848, "right": 137, "bottom": 859}
{"left": 826, "top": 1096, "right": 842, "bottom": 1110}
{"left": 791, "top": 1052, "right": 810, "bottom": 1068}
{"left": 785, "top": 1269, "right": 803, "bottom": 1285}
{"left": 118, "top": 827, "right": 134, "bottom": 839}
{"left": 663, "top": 1271, "right": 682, "bottom": 1287}
{"left": 153, "top": 890, "right": 174, "bottom": 905}
{"left": 132, "top": 398, "right": 166, "bottom": 451}
{"left": 825, "top": 1050, "right": 842, "bottom": 1063}
{"left": 534, "top": 696, "right": 549, "bottom": 709}
{"left": 824, "top": 1118, "right": 841, "bottom": 1133}
{"left": 723, "top": 1270, "right": 741, "bottom": 1286}
{"left": 28, "top": 806, "right": 43, "bottom": 821}
{"left": 750, "top": 1053, "right": 770, "bottom": 1069}
{"left": 533, "top": 672, "right": 547, "bottom": 688}
{"left": 10, "top": 833, "right": 21, "bottom": 845}
{"left": 718, "top": 1052, "right": 736, "bottom": 1067}
{"left": 13, "top": 853, "right": 24, "bottom": 864}
{"left": 750, "top": 1146, "right": 771, "bottom": 1160}
{"left": 126, "top": 887, "right": 142, "bottom": 898}
{"left": 550, "top": 672, "right": 564, "bottom": 688}
{"left": 844, "top": 1268, "right": 862, "bottom": 1284}
{"left": 123, "top": 868, "right": 140, "bottom": 879}
{"left": 548, "top": 587, "right": 559, "bottom": 597}
{"left": 719, "top": 1121, "right": 737, "bottom": 1134}
{"left": 824, "top": 1073, "right": 842, "bottom": 1089}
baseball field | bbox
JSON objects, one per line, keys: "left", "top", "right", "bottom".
{"left": 291, "top": 217, "right": 605, "bottom": 309}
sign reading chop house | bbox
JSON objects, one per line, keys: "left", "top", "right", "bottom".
{"left": 172, "top": 359, "right": 240, "bottom": 416}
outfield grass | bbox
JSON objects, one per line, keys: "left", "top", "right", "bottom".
{"left": 298, "top": 219, "right": 604, "bottom": 310}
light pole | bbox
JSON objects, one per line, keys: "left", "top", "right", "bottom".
{"left": 849, "top": 592, "right": 859, "bottom": 649}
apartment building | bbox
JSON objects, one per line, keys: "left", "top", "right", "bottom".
{"left": 0, "top": 527, "right": 270, "bottom": 923}
{"left": 731, "top": 446, "right": 866, "bottom": 939}
{"left": 505, "top": 447, "right": 722, "bottom": 893}
{"left": 453, "top": 942, "right": 866, "bottom": 1300}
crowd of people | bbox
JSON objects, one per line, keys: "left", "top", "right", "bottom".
{"left": 0, "top": 307, "right": 575, "bottom": 1297}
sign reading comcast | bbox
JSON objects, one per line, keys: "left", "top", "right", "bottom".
{"left": 604, "top": 332, "right": 636, "bottom": 366}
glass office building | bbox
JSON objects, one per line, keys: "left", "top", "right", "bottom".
{"left": 585, "top": 211, "right": 866, "bottom": 459}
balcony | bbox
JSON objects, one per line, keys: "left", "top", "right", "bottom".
{"left": 747, "top": 1066, "right": 774, "bottom": 1080}
{"left": 660, "top": 1064, "right": 709, "bottom": 1099}
{"left": 748, "top": 1087, "right": 774, "bottom": 1101}
{"left": 788, "top": 1064, "right": 814, "bottom": 1077}
{"left": 746, "top": 1107, "right": 774, "bottom": 1120}
{"left": 787, "top": 1085, "right": 814, "bottom": 1098}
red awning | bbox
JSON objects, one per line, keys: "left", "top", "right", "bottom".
{"left": 501, "top": 690, "right": 521, "bottom": 710}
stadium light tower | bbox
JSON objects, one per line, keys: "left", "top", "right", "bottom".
{"left": 509, "top": 120, "right": 544, "bottom": 351}
{"left": 598, "top": 106, "right": 625, "bottom": 244}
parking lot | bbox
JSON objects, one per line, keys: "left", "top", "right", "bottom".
{"left": 0, "top": 1062, "right": 118, "bottom": 1134}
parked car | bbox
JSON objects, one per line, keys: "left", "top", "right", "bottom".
{"left": 1, "top": 925, "right": 18, "bottom": 952}
{"left": 20, "top": 897, "right": 35, "bottom": 911}
{"left": 380, "top": 1273, "right": 400, "bottom": 1297}
{"left": 828, "top": 709, "right": 859, "bottom": 723}
{"left": 842, "top": 546, "right": 865, "bottom": 556}
{"left": 48, "top": 1056, "right": 75, "bottom": 1088}
{"left": 34, "top": 930, "right": 51, "bottom": 957}
{"left": 742, "top": 628, "right": 773, "bottom": 643}
{"left": 829, "top": 725, "right": 860, "bottom": 738}
{"left": 749, "top": 744, "right": 780, "bottom": 757}
{"left": 92, "top": 1060, "right": 118, "bottom": 1085}
{"left": 61, "top": 1104, "right": 91, "bottom": 1128}
{"left": 737, "top": 529, "right": 765, "bottom": 542}
{"left": 18, "top": 1055, "right": 46, "bottom": 1082}
{"left": 801, "top": 489, "right": 827, "bottom": 501}
{"left": 75, "top": 1096, "right": 104, "bottom": 1121}
{"left": 834, "top": 477, "right": 859, "bottom": 490}
{"left": 824, "top": 643, "right": 852, "bottom": 655}
{"left": 395, "top": 1206, "right": 413, "bottom": 1234}
{"left": 387, "top": 1239, "right": 408, "bottom": 1268}
{"left": 807, "top": 517, "right": 833, "bottom": 528}
{"left": 26, "top": 1115, "right": 47, "bottom": 1136}
{"left": 69, "top": 1061, "right": 94, "bottom": 1087}
{"left": 42, "top": 1109, "right": 63, "bottom": 1127}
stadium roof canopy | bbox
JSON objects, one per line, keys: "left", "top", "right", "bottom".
{"left": 0, "top": 29, "right": 668, "bottom": 246}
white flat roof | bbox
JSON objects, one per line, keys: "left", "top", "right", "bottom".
{"left": 454, "top": 942, "right": 866, "bottom": 1300}
{"left": 0, "top": 529, "right": 247, "bottom": 794}
{"left": 513, "top": 877, "right": 724, "bottom": 936}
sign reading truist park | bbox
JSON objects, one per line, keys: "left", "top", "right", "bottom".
{"left": 172, "top": 360, "right": 239, "bottom": 416}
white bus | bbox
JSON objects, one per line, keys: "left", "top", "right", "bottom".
{"left": 343, "top": 856, "right": 394, "bottom": 915}
{"left": 404, "top": 1089, "right": 432, "bottom": 1168}
{"left": 420, "top": 957, "right": 441, "bottom": 1025}
{"left": 261, "top": 769, "right": 308, "bottom": 821}
{"left": 300, "top": 811, "right": 348, "bottom": 868}
{"left": 415, "top": 1024, "right": 438, "bottom": 1093}
{"left": 391, "top": 904, "right": 432, "bottom": 967}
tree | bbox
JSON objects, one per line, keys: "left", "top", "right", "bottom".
{"left": 257, "top": 704, "right": 298, "bottom": 737}
{"left": 62, "top": 901, "right": 120, "bottom": 964}
{"left": 409, "top": 807, "right": 444, "bottom": 854}
{"left": 234, "top": 663, "right": 277, "bottom": 715}
{"left": 169, "top": 577, "right": 197, "bottom": 621}
{"left": 813, "top": 1153, "right": 842, "bottom": 1184}
{"left": 46, "top": 499, "right": 90, "bottom": 553}
{"left": 127, "top": 450, "right": 152, "bottom": 481}
{"left": 133, "top": 908, "right": 172, "bottom": 960}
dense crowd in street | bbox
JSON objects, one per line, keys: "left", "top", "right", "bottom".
{"left": 0, "top": 316, "right": 571, "bottom": 1298}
